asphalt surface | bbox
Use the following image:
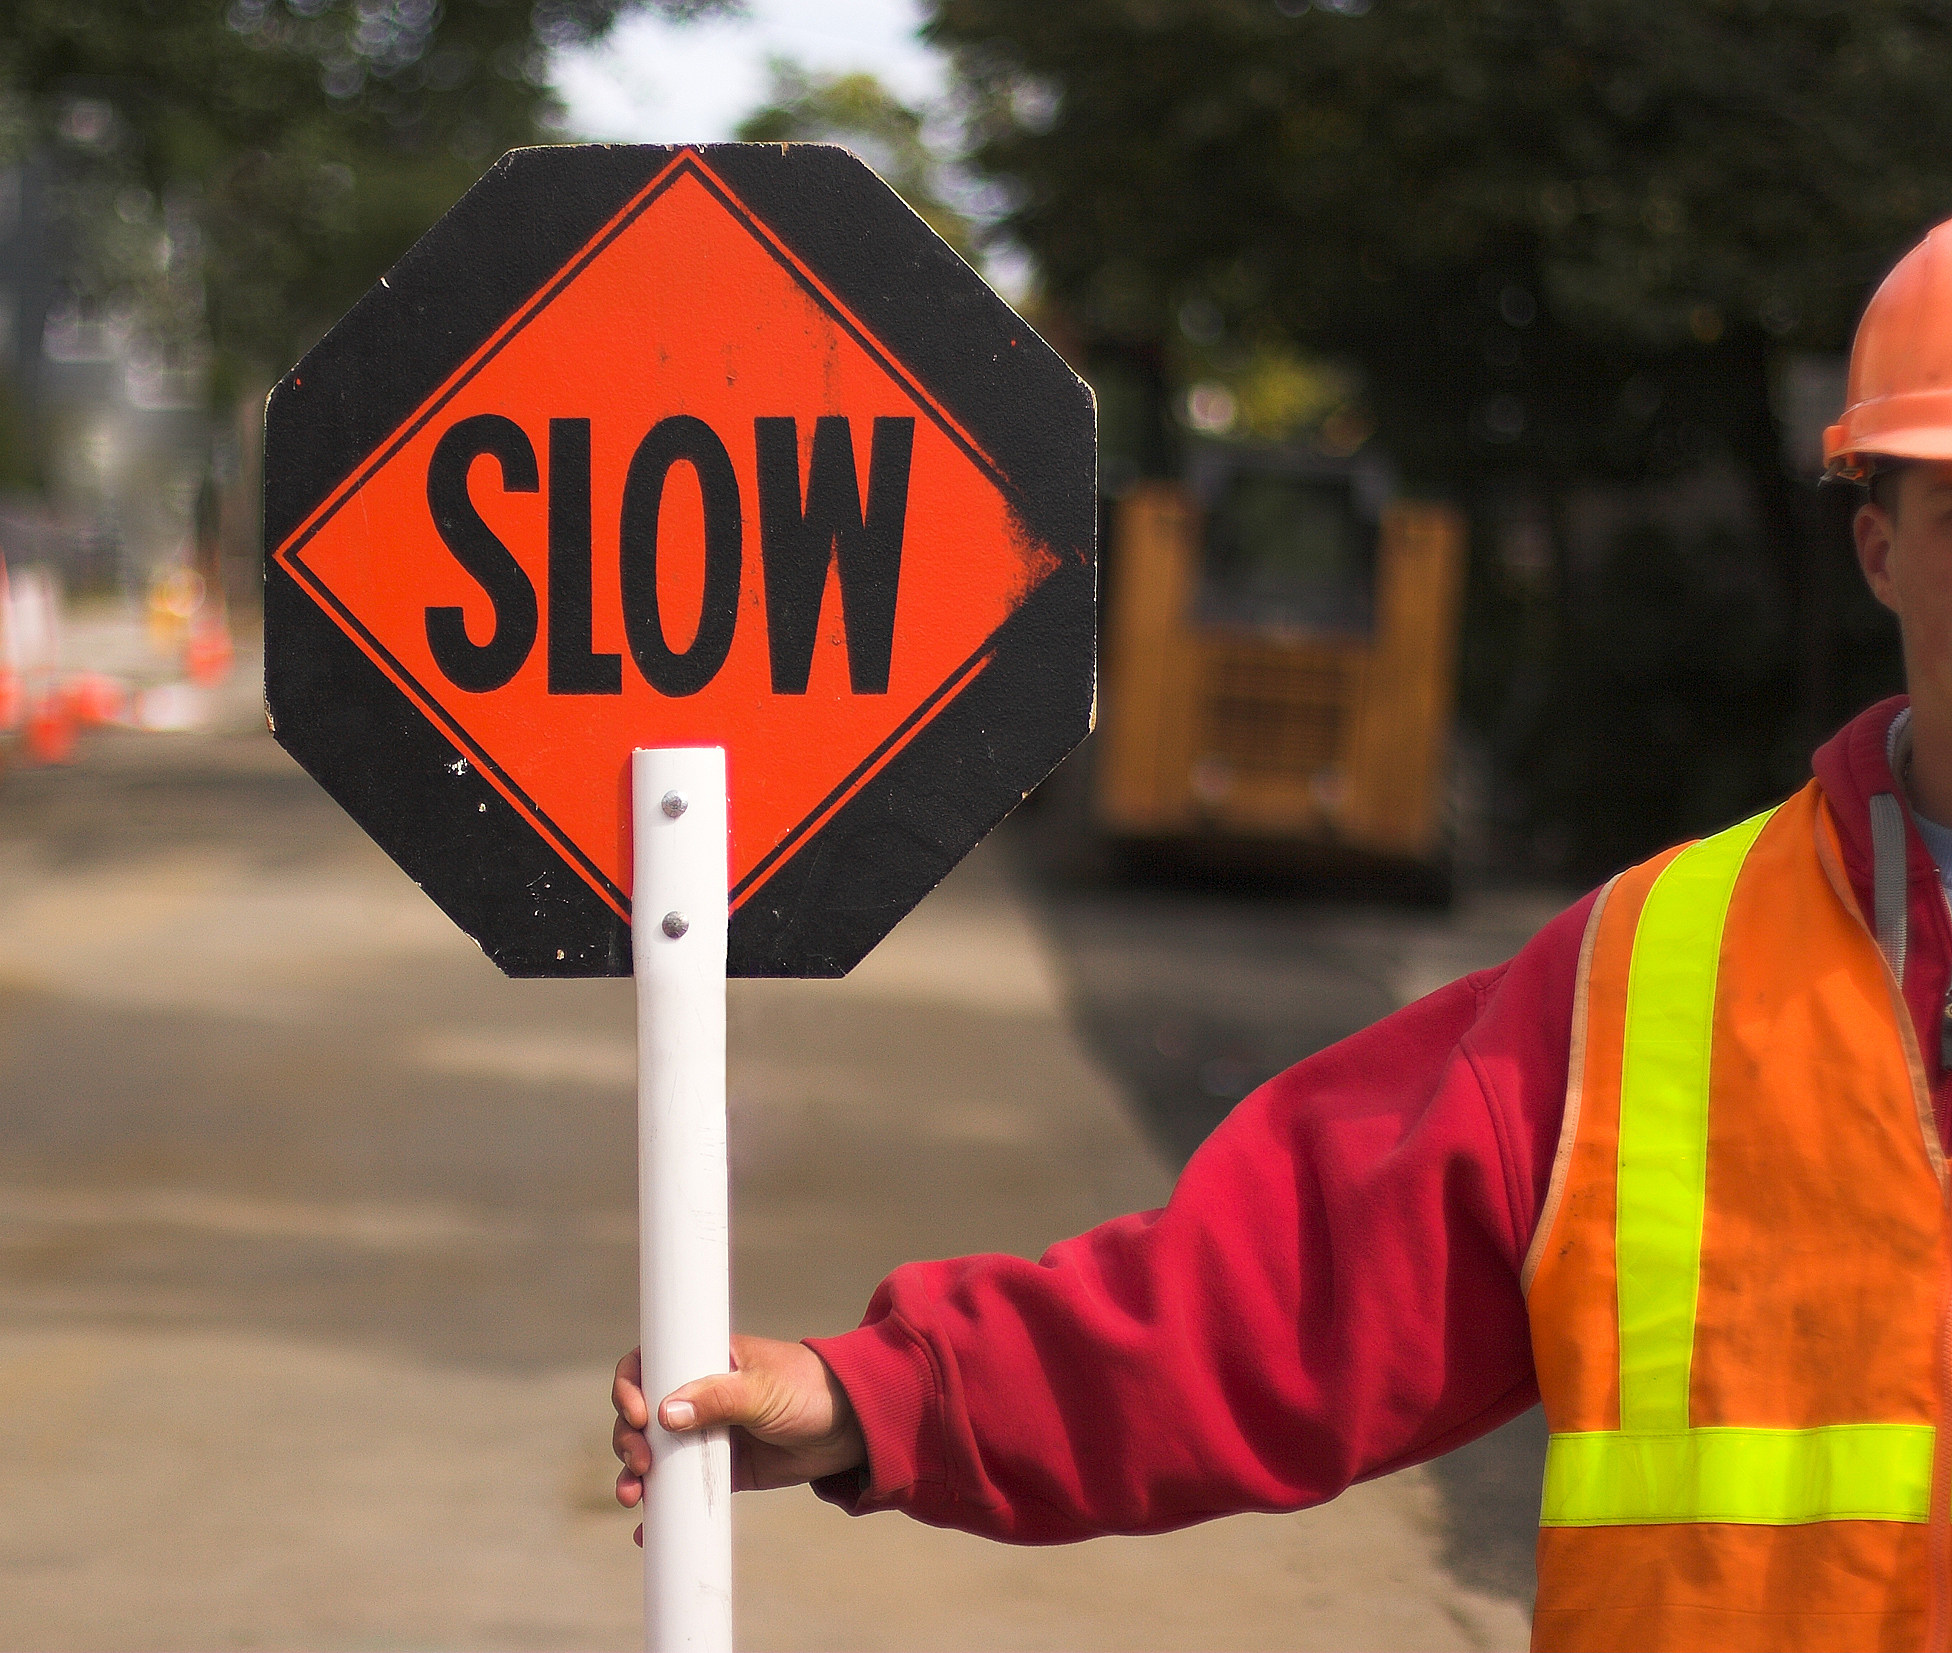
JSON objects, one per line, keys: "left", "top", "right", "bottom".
{"left": 0, "top": 728, "right": 637, "bottom": 1375}
{"left": 0, "top": 700, "right": 1564, "bottom": 1647}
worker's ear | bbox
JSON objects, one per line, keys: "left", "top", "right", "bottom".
{"left": 1855, "top": 498, "right": 1900, "bottom": 613}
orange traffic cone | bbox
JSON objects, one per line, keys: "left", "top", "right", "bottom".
{"left": 25, "top": 693, "right": 75, "bottom": 764}
{"left": 64, "top": 673, "right": 126, "bottom": 728}
{"left": 186, "top": 615, "right": 233, "bottom": 688}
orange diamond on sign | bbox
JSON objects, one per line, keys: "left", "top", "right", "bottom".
{"left": 274, "top": 150, "right": 1058, "bottom": 923}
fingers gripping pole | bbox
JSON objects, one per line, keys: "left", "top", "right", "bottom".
{"left": 633, "top": 748, "right": 733, "bottom": 1653}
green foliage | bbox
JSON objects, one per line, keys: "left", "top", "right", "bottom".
{"left": 0, "top": 0, "right": 730, "bottom": 398}
{"left": 927, "top": 0, "right": 1947, "bottom": 866}
{"left": 735, "top": 61, "right": 973, "bottom": 258}
{"left": 1502, "top": 519, "right": 1790, "bottom": 866}
{"left": 927, "top": 0, "right": 1952, "bottom": 487}
{"left": 1173, "top": 331, "right": 1363, "bottom": 445}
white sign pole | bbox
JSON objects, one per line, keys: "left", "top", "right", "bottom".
{"left": 632, "top": 746, "right": 733, "bottom": 1653}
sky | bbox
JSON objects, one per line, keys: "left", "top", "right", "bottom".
{"left": 551, "top": 0, "right": 950, "bottom": 146}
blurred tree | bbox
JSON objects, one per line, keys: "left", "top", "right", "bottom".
{"left": 735, "top": 60, "right": 973, "bottom": 258}
{"left": 0, "top": 0, "right": 729, "bottom": 406}
{"left": 930, "top": 0, "right": 1952, "bottom": 488}
{"left": 0, "top": 367, "right": 37, "bottom": 491}
{"left": 927, "top": 0, "right": 1948, "bottom": 868}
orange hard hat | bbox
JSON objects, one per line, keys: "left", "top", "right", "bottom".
{"left": 1827, "top": 218, "right": 1952, "bottom": 480}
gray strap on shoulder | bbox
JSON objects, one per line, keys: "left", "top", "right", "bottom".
{"left": 1870, "top": 790, "right": 1909, "bottom": 986}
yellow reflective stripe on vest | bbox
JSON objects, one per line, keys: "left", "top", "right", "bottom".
{"left": 1541, "top": 1424, "right": 1934, "bottom": 1526}
{"left": 1537, "top": 804, "right": 1938, "bottom": 1528}
{"left": 1615, "top": 808, "right": 1775, "bottom": 1433}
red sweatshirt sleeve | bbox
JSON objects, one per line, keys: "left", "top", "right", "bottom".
{"left": 805, "top": 889, "right": 1595, "bottom": 1543}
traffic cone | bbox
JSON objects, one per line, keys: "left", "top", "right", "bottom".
{"left": 25, "top": 693, "right": 75, "bottom": 764}
{"left": 64, "top": 673, "right": 126, "bottom": 728}
{"left": 186, "top": 615, "right": 233, "bottom": 687}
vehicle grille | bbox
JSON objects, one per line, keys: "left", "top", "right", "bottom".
{"left": 1201, "top": 652, "right": 1353, "bottom": 777}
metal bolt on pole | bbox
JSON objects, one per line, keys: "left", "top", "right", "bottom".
{"left": 632, "top": 747, "right": 732, "bottom": 1653}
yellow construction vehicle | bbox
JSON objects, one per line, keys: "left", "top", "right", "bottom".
{"left": 1081, "top": 445, "right": 1467, "bottom": 890}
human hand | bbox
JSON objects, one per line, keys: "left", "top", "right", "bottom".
{"left": 612, "top": 1335, "right": 867, "bottom": 1544}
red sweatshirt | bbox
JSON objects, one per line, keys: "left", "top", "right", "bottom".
{"left": 806, "top": 696, "right": 1952, "bottom": 1544}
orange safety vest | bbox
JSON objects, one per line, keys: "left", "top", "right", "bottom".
{"left": 1524, "top": 780, "right": 1951, "bottom": 1653}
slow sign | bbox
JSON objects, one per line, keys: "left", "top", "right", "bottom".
{"left": 264, "top": 144, "right": 1096, "bottom": 977}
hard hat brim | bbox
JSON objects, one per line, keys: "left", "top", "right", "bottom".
{"left": 1825, "top": 420, "right": 1952, "bottom": 481}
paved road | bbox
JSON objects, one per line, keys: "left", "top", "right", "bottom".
{"left": 0, "top": 703, "right": 1564, "bottom": 1649}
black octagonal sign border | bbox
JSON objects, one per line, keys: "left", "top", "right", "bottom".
{"left": 263, "top": 144, "right": 1097, "bottom": 978}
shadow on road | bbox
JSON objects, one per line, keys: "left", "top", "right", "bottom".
{"left": 1426, "top": 1406, "right": 1548, "bottom": 1604}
